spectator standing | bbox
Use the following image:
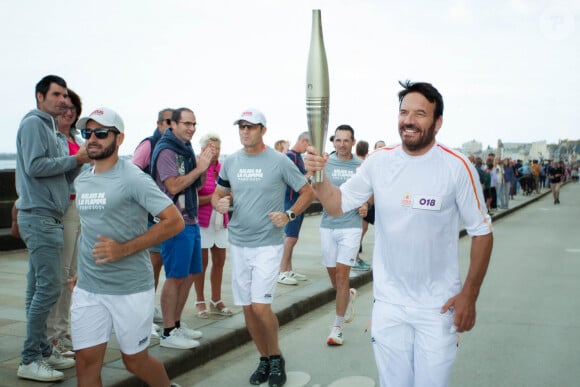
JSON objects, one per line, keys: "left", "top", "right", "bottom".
{"left": 133, "top": 108, "right": 174, "bottom": 325}
{"left": 16, "top": 75, "right": 89, "bottom": 382}
{"left": 193, "top": 132, "right": 233, "bottom": 318}
{"left": 46, "top": 89, "right": 83, "bottom": 357}
{"left": 151, "top": 107, "right": 215, "bottom": 349}
{"left": 278, "top": 131, "right": 312, "bottom": 286}
{"left": 548, "top": 160, "right": 564, "bottom": 204}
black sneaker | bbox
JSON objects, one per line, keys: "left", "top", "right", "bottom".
{"left": 249, "top": 356, "right": 270, "bottom": 385}
{"left": 268, "top": 355, "right": 286, "bottom": 387}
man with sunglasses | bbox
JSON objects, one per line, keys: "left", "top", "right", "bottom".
{"left": 212, "top": 108, "right": 315, "bottom": 387}
{"left": 150, "top": 107, "right": 216, "bottom": 350}
{"left": 16, "top": 75, "right": 90, "bottom": 382}
{"left": 133, "top": 108, "right": 174, "bottom": 326}
{"left": 73, "top": 107, "right": 184, "bottom": 386}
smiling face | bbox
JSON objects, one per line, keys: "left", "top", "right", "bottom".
{"left": 333, "top": 129, "right": 355, "bottom": 160}
{"left": 398, "top": 92, "right": 442, "bottom": 156}
{"left": 172, "top": 110, "right": 197, "bottom": 143}
{"left": 58, "top": 97, "right": 77, "bottom": 132}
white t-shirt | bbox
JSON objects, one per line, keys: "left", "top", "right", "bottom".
{"left": 340, "top": 143, "right": 492, "bottom": 308}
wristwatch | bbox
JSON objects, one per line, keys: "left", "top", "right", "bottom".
{"left": 285, "top": 210, "right": 296, "bottom": 221}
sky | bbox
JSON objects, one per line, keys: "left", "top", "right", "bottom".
{"left": 1, "top": 0, "right": 578, "bottom": 156}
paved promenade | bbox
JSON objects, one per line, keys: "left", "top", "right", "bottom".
{"left": 0, "top": 187, "right": 553, "bottom": 386}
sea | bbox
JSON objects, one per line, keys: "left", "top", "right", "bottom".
{"left": 0, "top": 156, "right": 16, "bottom": 170}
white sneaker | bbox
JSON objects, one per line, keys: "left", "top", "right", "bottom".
{"left": 344, "top": 288, "right": 357, "bottom": 323}
{"left": 17, "top": 360, "right": 64, "bottom": 382}
{"left": 153, "top": 306, "right": 163, "bottom": 323}
{"left": 277, "top": 272, "right": 298, "bottom": 285}
{"left": 327, "top": 325, "right": 343, "bottom": 346}
{"left": 151, "top": 323, "right": 160, "bottom": 337}
{"left": 178, "top": 323, "right": 203, "bottom": 339}
{"left": 160, "top": 329, "right": 200, "bottom": 349}
{"left": 46, "top": 349, "right": 75, "bottom": 370}
{"left": 288, "top": 270, "right": 307, "bottom": 281}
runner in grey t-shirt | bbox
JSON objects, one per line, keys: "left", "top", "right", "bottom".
{"left": 219, "top": 147, "right": 307, "bottom": 247}
{"left": 212, "top": 108, "right": 315, "bottom": 387}
{"left": 75, "top": 159, "right": 173, "bottom": 295}
{"left": 71, "top": 107, "right": 183, "bottom": 387}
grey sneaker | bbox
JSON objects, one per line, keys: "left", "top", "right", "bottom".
{"left": 46, "top": 349, "right": 75, "bottom": 370}
{"left": 17, "top": 360, "right": 64, "bottom": 382}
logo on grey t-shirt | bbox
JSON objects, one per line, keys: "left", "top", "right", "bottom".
{"left": 237, "top": 168, "right": 263, "bottom": 181}
{"left": 78, "top": 192, "right": 107, "bottom": 210}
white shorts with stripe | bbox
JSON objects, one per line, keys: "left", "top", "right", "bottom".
{"left": 71, "top": 287, "right": 154, "bottom": 355}
{"left": 229, "top": 244, "right": 283, "bottom": 305}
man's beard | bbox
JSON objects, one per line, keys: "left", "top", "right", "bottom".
{"left": 88, "top": 137, "right": 117, "bottom": 160}
{"left": 400, "top": 121, "right": 436, "bottom": 152}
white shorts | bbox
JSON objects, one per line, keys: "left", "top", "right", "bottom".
{"left": 200, "top": 211, "right": 228, "bottom": 249}
{"left": 229, "top": 243, "right": 283, "bottom": 305}
{"left": 371, "top": 301, "right": 458, "bottom": 387}
{"left": 71, "top": 287, "right": 154, "bottom": 355}
{"left": 320, "top": 227, "right": 362, "bottom": 267}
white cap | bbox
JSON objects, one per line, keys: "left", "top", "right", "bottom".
{"left": 233, "top": 108, "right": 266, "bottom": 126}
{"left": 76, "top": 107, "right": 125, "bottom": 133}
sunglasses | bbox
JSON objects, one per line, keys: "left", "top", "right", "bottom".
{"left": 165, "top": 118, "right": 171, "bottom": 125}
{"left": 239, "top": 124, "right": 260, "bottom": 129}
{"left": 80, "top": 128, "right": 120, "bottom": 140}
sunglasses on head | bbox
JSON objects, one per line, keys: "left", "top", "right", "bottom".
{"left": 80, "top": 128, "right": 120, "bottom": 140}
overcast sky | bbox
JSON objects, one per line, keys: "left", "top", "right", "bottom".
{"left": 1, "top": 0, "right": 578, "bottom": 156}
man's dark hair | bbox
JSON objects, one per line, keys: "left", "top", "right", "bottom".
{"left": 356, "top": 140, "right": 369, "bottom": 158}
{"left": 35, "top": 75, "right": 67, "bottom": 99}
{"left": 398, "top": 80, "right": 444, "bottom": 119}
{"left": 67, "top": 88, "right": 82, "bottom": 125}
{"left": 171, "top": 107, "right": 194, "bottom": 123}
{"left": 335, "top": 124, "right": 355, "bottom": 140}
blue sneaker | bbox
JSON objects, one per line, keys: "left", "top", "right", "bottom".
{"left": 352, "top": 258, "right": 371, "bottom": 271}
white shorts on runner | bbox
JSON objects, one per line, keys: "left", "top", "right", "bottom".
{"left": 229, "top": 243, "right": 283, "bottom": 306}
{"left": 71, "top": 287, "right": 154, "bottom": 355}
{"left": 320, "top": 227, "right": 362, "bottom": 268}
{"left": 371, "top": 300, "right": 458, "bottom": 387}
{"left": 200, "top": 211, "right": 228, "bottom": 249}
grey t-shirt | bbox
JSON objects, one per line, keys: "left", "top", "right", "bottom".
{"left": 218, "top": 147, "right": 308, "bottom": 247}
{"left": 75, "top": 159, "right": 173, "bottom": 295}
{"left": 320, "top": 153, "right": 362, "bottom": 229}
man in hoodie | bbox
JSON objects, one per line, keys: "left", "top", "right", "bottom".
{"left": 15, "top": 75, "right": 90, "bottom": 382}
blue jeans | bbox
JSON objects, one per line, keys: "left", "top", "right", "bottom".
{"left": 18, "top": 211, "right": 64, "bottom": 365}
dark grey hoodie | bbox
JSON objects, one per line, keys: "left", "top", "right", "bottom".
{"left": 15, "top": 109, "right": 80, "bottom": 219}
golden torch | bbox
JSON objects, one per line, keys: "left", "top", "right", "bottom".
{"left": 306, "top": 9, "right": 330, "bottom": 182}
